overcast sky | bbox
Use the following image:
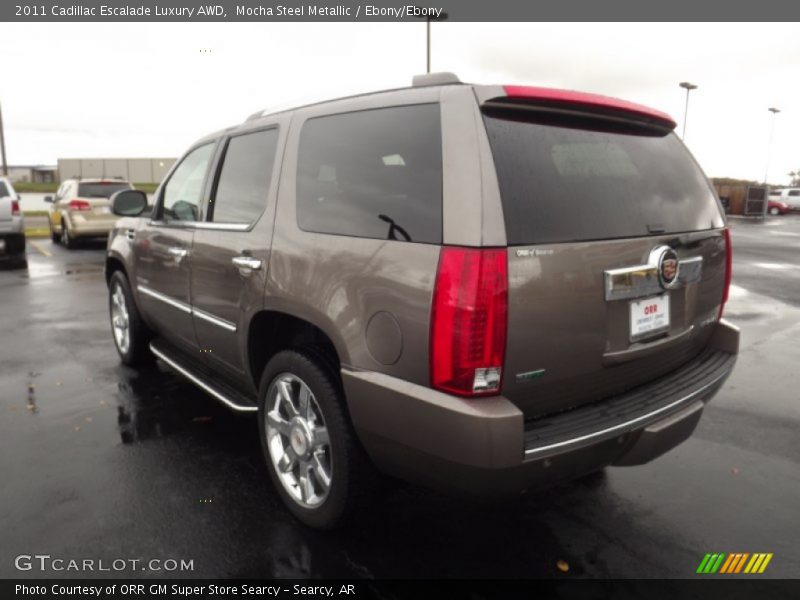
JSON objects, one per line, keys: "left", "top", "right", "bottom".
{"left": 0, "top": 22, "right": 798, "bottom": 183}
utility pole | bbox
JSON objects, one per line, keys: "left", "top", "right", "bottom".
{"left": 679, "top": 82, "right": 698, "bottom": 141}
{"left": 0, "top": 101, "right": 8, "bottom": 176}
{"left": 426, "top": 18, "right": 431, "bottom": 73}
{"left": 764, "top": 107, "right": 781, "bottom": 185}
{"left": 413, "top": 10, "right": 448, "bottom": 74}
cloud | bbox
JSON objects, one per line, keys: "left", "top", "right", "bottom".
{"left": 0, "top": 22, "right": 798, "bottom": 182}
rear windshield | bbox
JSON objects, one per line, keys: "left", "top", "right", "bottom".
{"left": 78, "top": 182, "right": 131, "bottom": 198}
{"left": 0, "top": 182, "right": 9, "bottom": 198}
{"left": 483, "top": 111, "right": 724, "bottom": 245}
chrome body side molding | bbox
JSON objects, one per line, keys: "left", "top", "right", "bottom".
{"left": 138, "top": 284, "right": 192, "bottom": 314}
{"left": 137, "top": 284, "right": 237, "bottom": 332}
{"left": 192, "top": 307, "right": 237, "bottom": 332}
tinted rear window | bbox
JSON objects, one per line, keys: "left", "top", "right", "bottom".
{"left": 483, "top": 112, "right": 724, "bottom": 245}
{"left": 297, "top": 104, "right": 442, "bottom": 244}
{"left": 78, "top": 182, "right": 132, "bottom": 198}
{"left": 0, "top": 182, "right": 9, "bottom": 198}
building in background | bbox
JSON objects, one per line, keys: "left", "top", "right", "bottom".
{"left": 3, "top": 165, "right": 58, "bottom": 183}
{"left": 712, "top": 178, "right": 768, "bottom": 216}
{"left": 57, "top": 158, "right": 176, "bottom": 184}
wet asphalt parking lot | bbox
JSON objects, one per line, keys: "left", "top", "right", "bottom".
{"left": 1, "top": 218, "right": 799, "bottom": 580}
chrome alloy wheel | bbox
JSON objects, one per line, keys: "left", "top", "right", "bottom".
{"left": 265, "top": 373, "right": 332, "bottom": 508}
{"left": 110, "top": 283, "right": 130, "bottom": 354}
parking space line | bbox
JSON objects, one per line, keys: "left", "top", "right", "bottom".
{"left": 28, "top": 240, "right": 52, "bottom": 258}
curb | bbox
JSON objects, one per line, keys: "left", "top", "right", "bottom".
{"left": 24, "top": 229, "right": 50, "bottom": 239}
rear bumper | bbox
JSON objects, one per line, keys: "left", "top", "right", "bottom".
{"left": 66, "top": 215, "right": 116, "bottom": 237}
{"left": 343, "top": 319, "right": 739, "bottom": 496}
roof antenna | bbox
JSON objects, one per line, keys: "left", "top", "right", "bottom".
{"left": 412, "top": 72, "right": 460, "bottom": 87}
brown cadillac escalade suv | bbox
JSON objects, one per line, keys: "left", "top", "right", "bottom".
{"left": 105, "top": 73, "right": 739, "bottom": 528}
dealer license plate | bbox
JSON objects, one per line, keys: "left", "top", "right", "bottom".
{"left": 629, "top": 294, "right": 670, "bottom": 341}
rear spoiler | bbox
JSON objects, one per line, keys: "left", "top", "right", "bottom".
{"left": 477, "top": 84, "right": 677, "bottom": 132}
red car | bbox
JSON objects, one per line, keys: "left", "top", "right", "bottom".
{"left": 768, "top": 199, "right": 790, "bottom": 216}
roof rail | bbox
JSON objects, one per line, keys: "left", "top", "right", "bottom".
{"left": 245, "top": 75, "right": 463, "bottom": 122}
{"left": 412, "top": 72, "right": 461, "bottom": 87}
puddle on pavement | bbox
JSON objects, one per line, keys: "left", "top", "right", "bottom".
{"left": 64, "top": 264, "right": 104, "bottom": 276}
{"left": 20, "top": 261, "right": 104, "bottom": 280}
{"left": 115, "top": 365, "right": 241, "bottom": 445}
{"left": 26, "top": 371, "right": 40, "bottom": 414}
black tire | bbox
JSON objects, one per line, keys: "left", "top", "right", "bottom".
{"left": 257, "top": 349, "right": 371, "bottom": 529}
{"left": 108, "top": 270, "right": 152, "bottom": 366}
{"left": 1, "top": 254, "right": 27, "bottom": 270}
{"left": 50, "top": 219, "right": 61, "bottom": 243}
{"left": 62, "top": 219, "right": 76, "bottom": 249}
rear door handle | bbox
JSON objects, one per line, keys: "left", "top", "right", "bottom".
{"left": 232, "top": 256, "right": 262, "bottom": 274}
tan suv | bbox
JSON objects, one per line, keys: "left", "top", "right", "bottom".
{"left": 105, "top": 73, "right": 739, "bottom": 529}
{"left": 46, "top": 178, "right": 133, "bottom": 248}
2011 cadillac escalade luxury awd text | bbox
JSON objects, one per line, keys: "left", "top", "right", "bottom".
{"left": 105, "top": 73, "right": 739, "bottom": 528}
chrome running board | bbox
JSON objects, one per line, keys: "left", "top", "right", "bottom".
{"left": 149, "top": 342, "right": 257, "bottom": 413}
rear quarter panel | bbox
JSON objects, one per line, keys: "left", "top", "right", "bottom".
{"left": 268, "top": 86, "right": 471, "bottom": 385}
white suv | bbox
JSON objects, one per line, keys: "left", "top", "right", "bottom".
{"left": 0, "top": 177, "right": 26, "bottom": 267}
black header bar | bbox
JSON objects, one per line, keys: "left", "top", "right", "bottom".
{"left": 3, "top": 0, "right": 800, "bottom": 22}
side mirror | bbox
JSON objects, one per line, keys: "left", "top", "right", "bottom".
{"left": 111, "top": 190, "right": 148, "bottom": 217}
{"left": 44, "top": 195, "right": 54, "bottom": 203}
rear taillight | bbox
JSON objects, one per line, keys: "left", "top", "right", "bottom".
{"left": 430, "top": 247, "right": 508, "bottom": 397}
{"left": 11, "top": 200, "right": 20, "bottom": 216}
{"left": 719, "top": 227, "right": 732, "bottom": 319}
{"left": 68, "top": 199, "right": 91, "bottom": 211}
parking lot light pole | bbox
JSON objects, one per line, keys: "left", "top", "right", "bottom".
{"left": 0, "top": 101, "right": 8, "bottom": 176}
{"left": 764, "top": 107, "right": 781, "bottom": 185}
{"left": 413, "top": 10, "right": 448, "bottom": 73}
{"left": 679, "top": 82, "right": 698, "bottom": 141}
